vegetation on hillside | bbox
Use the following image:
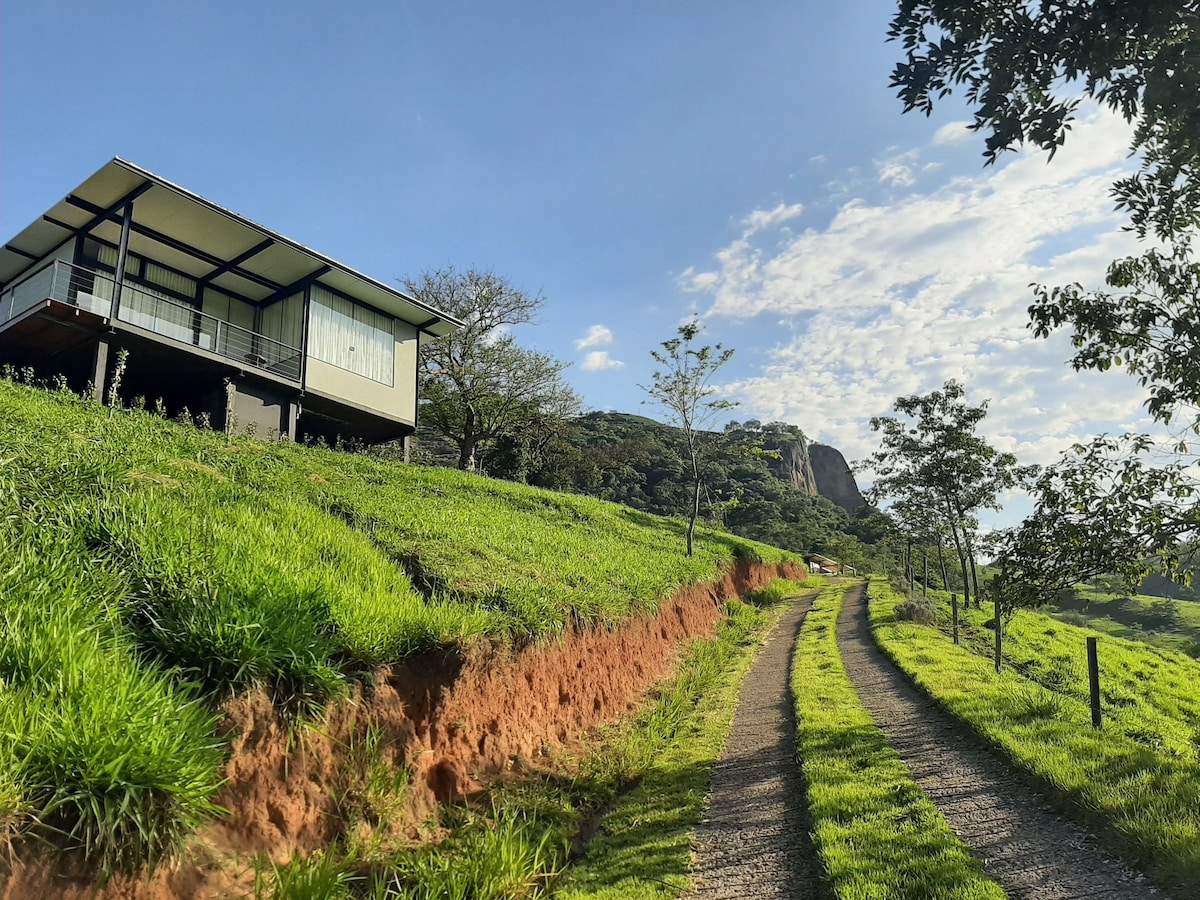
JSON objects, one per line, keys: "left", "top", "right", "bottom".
{"left": 420, "top": 411, "right": 892, "bottom": 568}
{"left": 0, "top": 375, "right": 794, "bottom": 874}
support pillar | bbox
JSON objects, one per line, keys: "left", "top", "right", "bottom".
{"left": 90, "top": 336, "right": 110, "bottom": 402}
{"left": 282, "top": 398, "right": 300, "bottom": 441}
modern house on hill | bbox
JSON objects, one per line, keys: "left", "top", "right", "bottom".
{"left": 0, "top": 158, "right": 460, "bottom": 444}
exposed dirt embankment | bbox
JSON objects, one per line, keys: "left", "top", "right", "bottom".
{"left": 3, "top": 558, "right": 802, "bottom": 900}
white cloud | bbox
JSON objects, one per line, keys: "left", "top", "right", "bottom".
{"left": 932, "top": 120, "right": 974, "bottom": 146}
{"left": 875, "top": 148, "right": 920, "bottom": 187}
{"left": 575, "top": 324, "right": 614, "bottom": 350}
{"left": 682, "top": 106, "right": 1159, "bottom": 524}
{"left": 740, "top": 202, "right": 805, "bottom": 235}
{"left": 581, "top": 351, "right": 624, "bottom": 371}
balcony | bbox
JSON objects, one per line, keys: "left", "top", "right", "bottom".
{"left": 0, "top": 260, "right": 301, "bottom": 381}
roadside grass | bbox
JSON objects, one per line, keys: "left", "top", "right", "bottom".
{"left": 869, "top": 578, "right": 1200, "bottom": 896}
{"left": 0, "top": 377, "right": 798, "bottom": 874}
{"left": 793, "top": 584, "right": 1004, "bottom": 900}
{"left": 0, "top": 522, "right": 226, "bottom": 875}
{"left": 948, "top": 597, "right": 1200, "bottom": 767}
{"left": 251, "top": 581, "right": 809, "bottom": 898}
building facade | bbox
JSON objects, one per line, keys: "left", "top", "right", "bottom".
{"left": 0, "top": 158, "right": 459, "bottom": 443}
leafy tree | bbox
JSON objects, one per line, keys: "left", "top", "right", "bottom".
{"left": 890, "top": 1, "right": 1200, "bottom": 612}
{"left": 865, "top": 381, "right": 1037, "bottom": 624}
{"left": 990, "top": 434, "right": 1200, "bottom": 610}
{"left": 640, "top": 320, "right": 735, "bottom": 556}
{"left": 408, "top": 267, "right": 580, "bottom": 472}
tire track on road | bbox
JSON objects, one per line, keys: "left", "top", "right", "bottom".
{"left": 838, "top": 583, "right": 1164, "bottom": 900}
{"left": 689, "top": 591, "right": 823, "bottom": 900}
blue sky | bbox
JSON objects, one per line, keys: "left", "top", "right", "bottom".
{"left": 1, "top": 1, "right": 1163, "bottom": 524}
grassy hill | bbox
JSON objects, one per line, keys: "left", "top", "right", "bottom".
{"left": 0, "top": 376, "right": 794, "bottom": 874}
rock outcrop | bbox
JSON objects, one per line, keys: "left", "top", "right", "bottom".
{"left": 766, "top": 432, "right": 819, "bottom": 496}
{"left": 809, "top": 443, "right": 866, "bottom": 512}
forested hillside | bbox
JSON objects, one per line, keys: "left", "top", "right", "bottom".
{"left": 411, "top": 412, "right": 888, "bottom": 564}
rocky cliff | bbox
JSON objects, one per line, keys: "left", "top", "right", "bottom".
{"left": 762, "top": 432, "right": 865, "bottom": 513}
{"left": 766, "top": 432, "right": 819, "bottom": 496}
{"left": 809, "top": 443, "right": 867, "bottom": 512}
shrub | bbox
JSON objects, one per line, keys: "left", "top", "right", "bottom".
{"left": 895, "top": 596, "right": 937, "bottom": 626}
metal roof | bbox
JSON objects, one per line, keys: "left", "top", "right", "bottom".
{"left": 0, "top": 158, "right": 461, "bottom": 336}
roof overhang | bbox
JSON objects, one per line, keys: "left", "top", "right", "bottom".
{"left": 0, "top": 158, "right": 461, "bottom": 337}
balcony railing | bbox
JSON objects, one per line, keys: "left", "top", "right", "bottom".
{"left": 0, "top": 260, "right": 301, "bottom": 381}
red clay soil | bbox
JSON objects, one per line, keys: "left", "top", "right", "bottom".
{"left": 1, "top": 558, "right": 802, "bottom": 900}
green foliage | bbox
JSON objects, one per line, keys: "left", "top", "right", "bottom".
{"left": 383, "top": 807, "right": 564, "bottom": 900}
{"left": 891, "top": 2, "right": 1200, "bottom": 611}
{"left": 506, "top": 410, "right": 860, "bottom": 559}
{"left": 867, "top": 379, "right": 1036, "bottom": 615}
{"left": 793, "top": 585, "right": 1004, "bottom": 899}
{"left": 641, "top": 319, "right": 737, "bottom": 556}
{"left": 257, "top": 850, "right": 360, "bottom": 900}
{"left": 870, "top": 578, "right": 1200, "bottom": 895}
{"left": 408, "top": 267, "right": 580, "bottom": 472}
{"left": 992, "top": 433, "right": 1200, "bottom": 613}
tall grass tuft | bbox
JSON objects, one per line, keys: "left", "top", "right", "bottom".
{"left": 0, "top": 525, "right": 226, "bottom": 874}
{"left": 383, "top": 807, "right": 563, "bottom": 900}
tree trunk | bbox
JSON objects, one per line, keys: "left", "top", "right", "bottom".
{"left": 923, "top": 552, "right": 929, "bottom": 599}
{"left": 963, "top": 528, "right": 982, "bottom": 607}
{"left": 458, "top": 441, "right": 477, "bottom": 472}
{"left": 687, "top": 475, "right": 700, "bottom": 557}
{"left": 458, "top": 406, "right": 478, "bottom": 472}
{"left": 686, "top": 441, "right": 700, "bottom": 558}
{"left": 946, "top": 519, "right": 971, "bottom": 609}
{"left": 994, "top": 588, "right": 1003, "bottom": 674}
{"left": 938, "top": 540, "right": 949, "bottom": 592}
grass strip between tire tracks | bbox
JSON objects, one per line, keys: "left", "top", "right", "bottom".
{"left": 793, "top": 583, "right": 1005, "bottom": 900}
{"left": 868, "top": 577, "right": 1200, "bottom": 898}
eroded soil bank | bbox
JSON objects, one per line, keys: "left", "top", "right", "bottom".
{"left": 2, "top": 558, "right": 802, "bottom": 900}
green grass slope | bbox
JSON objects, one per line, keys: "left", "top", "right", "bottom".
{"left": 0, "top": 378, "right": 793, "bottom": 874}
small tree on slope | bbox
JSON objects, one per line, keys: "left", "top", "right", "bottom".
{"left": 641, "top": 320, "right": 736, "bottom": 557}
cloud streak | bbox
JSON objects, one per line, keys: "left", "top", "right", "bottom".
{"left": 681, "top": 107, "right": 1158, "bottom": 519}
{"left": 575, "top": 324, "right": 614, "bottom": 349}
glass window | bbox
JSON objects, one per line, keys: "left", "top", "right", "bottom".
{"left": 308, "top": 285, "right": 395, "bottom": 385}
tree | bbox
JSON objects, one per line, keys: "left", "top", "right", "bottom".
{"left": 640, "top": 320, "right": 735, "bottom": 556}
{"left": 890, "top": 1, "right": 1200, "bottom": 608}
{"left": 865, "top": 381, "right": 1037, "bottom": 669}
{"left": 990, "top": 434, "right": 1200, "bottom": 609}
{"left": 409, "top": 267, "right": 580, "bottom": 472}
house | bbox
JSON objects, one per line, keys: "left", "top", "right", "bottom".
{"left": 0, "top": 158, "right": 461, "bottom": 445}
{"left": 808, "top": 554, "right": 856, "bottom": 576}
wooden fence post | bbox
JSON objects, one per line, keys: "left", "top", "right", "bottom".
{"left": 1087, "top": 636, "right": 1102, "bottom": 729}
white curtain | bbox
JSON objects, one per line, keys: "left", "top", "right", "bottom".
{"left": 308, "top": 285, "right": 395, "bottom": 385}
